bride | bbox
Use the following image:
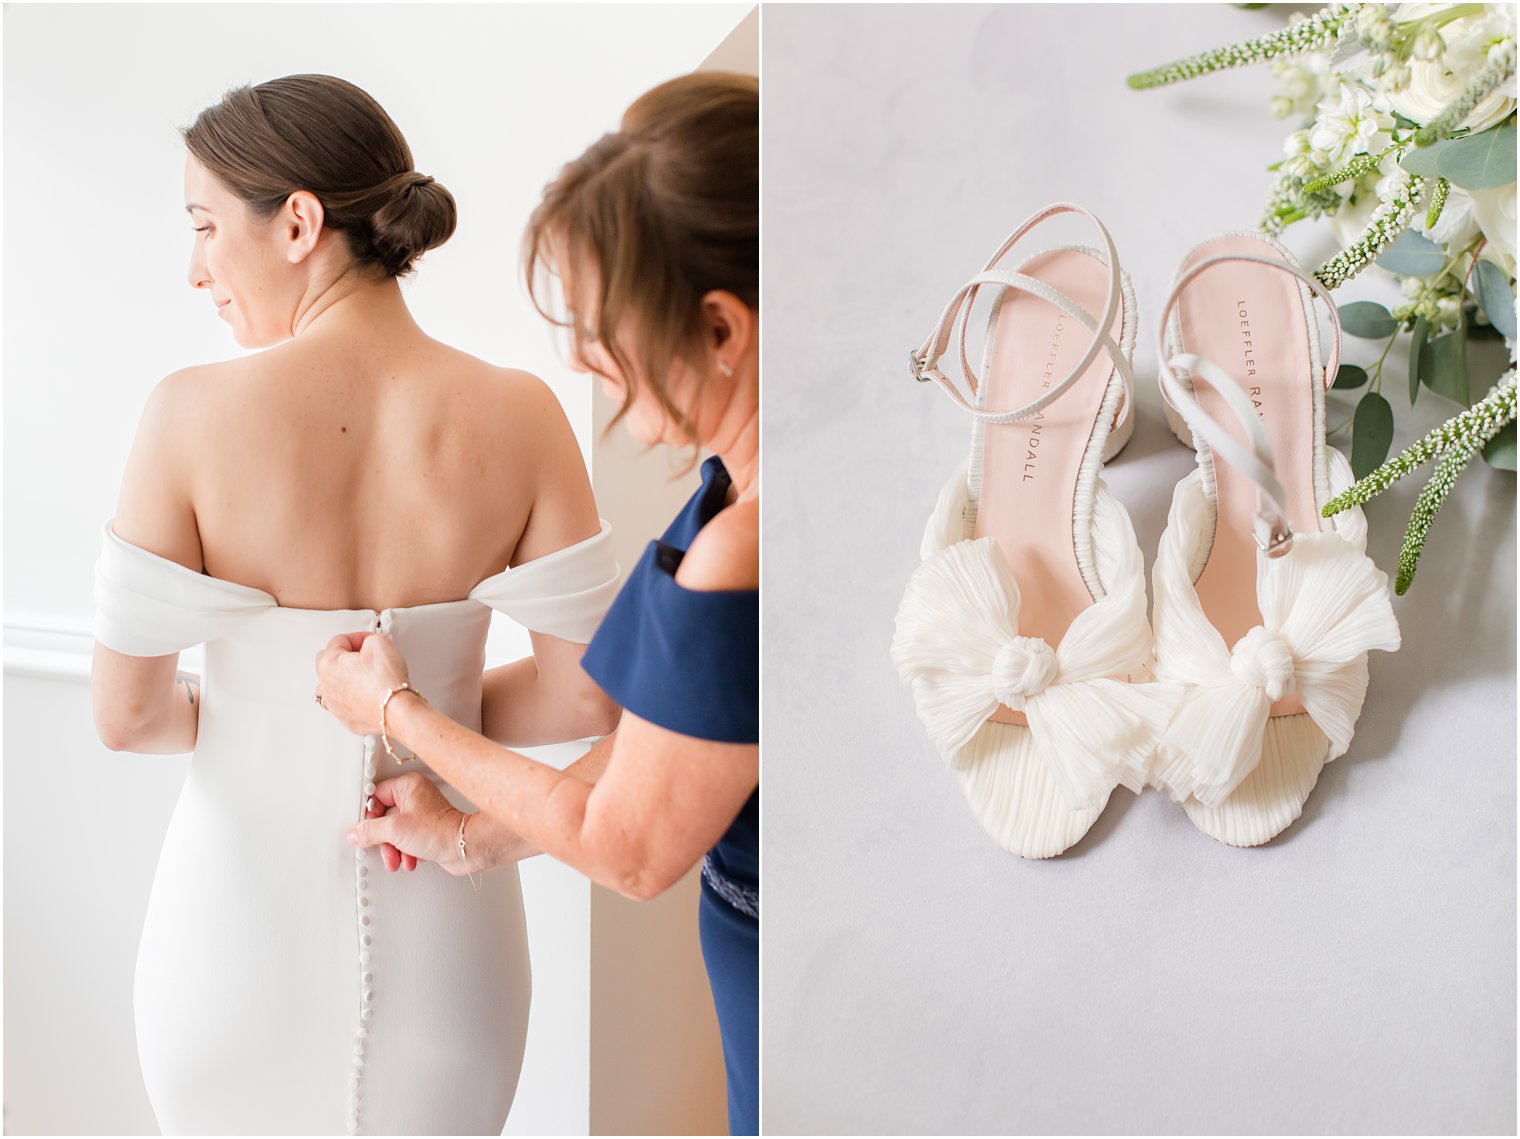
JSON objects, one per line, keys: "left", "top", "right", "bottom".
{"left": 90, "top": 74, "right": 619, "bottom": 1135}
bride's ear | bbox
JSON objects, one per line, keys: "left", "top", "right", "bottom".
{"left": 700, "top": 290, "right": 755, "bottom": 376}
{"left": 281, "top": 191, "right": 325, "bottom": 265}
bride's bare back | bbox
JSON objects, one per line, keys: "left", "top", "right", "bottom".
{"left": 114, "top": 295, "right": 597, "bottom": 612}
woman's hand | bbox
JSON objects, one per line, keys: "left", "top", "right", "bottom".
{"left": 346, "top": 771, "right": 520, "bottom": 877}
{"left": 314, "top": 631, "right": 410, "bottom": 736}
{"left": 347, "top": 772, "right": 459, "bottom": 873}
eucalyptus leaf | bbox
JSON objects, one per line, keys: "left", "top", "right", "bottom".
{"left": 1474, "top": 258, "right": 1517, "bottom": 341}
{"left": 1483, "top": 420, "right": 1517, "bottom": 470}
{"left": 1333, "top": 364, "right": 1369, "bottom": 390}
{"left": 1339, "top": 300, "right": 1400, "bottom": 339}
{"left": 1399, "top": 134, "right": 1461, "bottom": 176}
{"left": 1419, "top": 329, "right": 1469, "bottom": 405}
{"left": 1351, "top": 390, "right": 1394, "bottom": 479}
{"left": 1376, "top": 228, "right": 1445, "bottom": 277}
{"left": 1408, "top": 314, "right": 1429, "bottom": 405}
{"left": 1437, "top": 124, "right": 1518, "bottom": 191}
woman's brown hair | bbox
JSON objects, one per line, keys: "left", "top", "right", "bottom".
{"left": 183, "top": 74, "right": 455, "bottom": 278}
{"left": 523, "top": 71, "right": 759, "bottom": 445}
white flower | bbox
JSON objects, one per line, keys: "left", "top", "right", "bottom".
{"left": 1310, "top": 84, "right": 1395, "bottom": 164}
{"left": 1470, "top": 183, "right": 1518, "bottom": 277}
{"left": 1410, "top": 25, "right": 1446, "bottom": 62}
{"left": 1389, "top": 4, "right": 1517, "bottom": 130}
{"left": 1414, "top": 182, "right": 1482, "bottom": 248}
{"left": 1329, "top": 184, "right": 1383, "bottom": 248}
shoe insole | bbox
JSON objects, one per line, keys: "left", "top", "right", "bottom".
{"left": 1175, "top": 235, "right": 1321, "bottom": 718}
{"left": 974, "top": 248, "right": 1122, "bottom": 727}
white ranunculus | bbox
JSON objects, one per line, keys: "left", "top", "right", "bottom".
{"left": 1389, "top": 4, "right": 1517, "bottom": 130}
{"left": 1469, "top": 183, "right": 1518, "bottom": 276}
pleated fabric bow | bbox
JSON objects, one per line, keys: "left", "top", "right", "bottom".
{"left": 891, "top": 465, "right": 1172, "bottom": 812}
{"left": 1149, "top": 451, "right": 1402, "bottom": 807}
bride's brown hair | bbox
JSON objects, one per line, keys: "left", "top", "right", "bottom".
{"left": 523, "top": 71, "right": 759, "bottom": 444}
{"left": 183, "top": 74, "right": 456, "bottom": 279}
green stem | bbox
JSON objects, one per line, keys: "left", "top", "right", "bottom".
{"left": 1127, "top": 3, "right": 1359, "bottom": 90}
{"left": 1324, "top": 370, "right": 1517, "bottom": 514}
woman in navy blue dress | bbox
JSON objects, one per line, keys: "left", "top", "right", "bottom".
{"left": 314, "top": 72, "right": 759, "bottom": 1134}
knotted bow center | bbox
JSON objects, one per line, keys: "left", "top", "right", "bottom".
{"left": 1229, "top": 626, "right": 1296, "bottom": 702}
{"left": 992, "top": 635, "right": 1058, "bottom": 707}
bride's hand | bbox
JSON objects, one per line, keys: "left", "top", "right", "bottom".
{"left": 346, "top": 771, "right": 471, "bottom": 875}
{"left": 314, "top": 631, "right": 410, "bottom": 736}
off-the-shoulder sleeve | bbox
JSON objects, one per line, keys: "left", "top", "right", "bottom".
{"left": 580, "top": 542, "right": 758, "bottom": 744}
{"left": 469, "top": 520, "right": 620, "bottom": 644}
{"left": 93, "top": 521, "right": 276, "bottom": 656}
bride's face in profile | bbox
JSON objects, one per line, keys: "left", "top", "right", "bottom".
{"left": 184, "top": 155, "right": 299, "bottom": 349}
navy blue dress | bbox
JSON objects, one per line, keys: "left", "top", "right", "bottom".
{"left": 580, "top": 456, "right": 759, "bottom": 1135}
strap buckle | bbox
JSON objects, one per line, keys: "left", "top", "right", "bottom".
{"left": 1256, "top": 520, "right": 1295, "bottom": 559}
{"left": 909, "top": 348, "right": 932, "bottom": 383}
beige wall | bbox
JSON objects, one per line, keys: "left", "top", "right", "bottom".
{"left": 588, "top": 7, "right": 758, "bottom": 1134}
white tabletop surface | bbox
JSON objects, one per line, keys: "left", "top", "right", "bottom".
{"left": 759, "top": 5, "right": 1517, "bottom": 1134}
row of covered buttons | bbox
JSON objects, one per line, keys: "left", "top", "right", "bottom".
{"left": 349, "top": 622, "right": 381, "bottom": 1135}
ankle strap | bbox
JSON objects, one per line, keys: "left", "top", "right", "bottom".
{"left": 909, "top": 203, "right": 1133, "bottom": 426}
{"left": 1156, "top": 250, "right": 1341, "bottom": 559}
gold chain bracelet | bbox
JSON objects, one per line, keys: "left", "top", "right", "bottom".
{"left": 379, "top": 682, "right": 426, "bottom": 763}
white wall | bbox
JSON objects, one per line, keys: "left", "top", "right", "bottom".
{"left": 2, "top": 4, "right": 749, "bottom": 1134}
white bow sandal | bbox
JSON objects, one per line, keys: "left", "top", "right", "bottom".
{"left": 891, "top": 204, "right": 1171, "bottom": 859}
{"left": 1150, "top": 233, "right": 1402, "bottom": 847}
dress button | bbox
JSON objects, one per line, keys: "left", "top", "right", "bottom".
{"left": 356, "top": 1027, "right": 369, "bottom": 1040}
{"left": 364, "top": 782, "right": 376, "bottom": 796}
{"left": 361, "top": 915, "right": 371, "bottom": 926}
{"left": 358, "top": 866, "right": 368, "bottom": 878}
{"left": 359, "top": 951, "right": 371, "bottom": 966}
{"left": 362, "top": 933, "right": 372, "bottom": 946}
{"left": 361, "top": 1007, "right": 373, "bottom": 1021}
{"left": 364, "top": 989, "right": 374, "bottom": 1003}
{"left": 359, "top": 897, "right": 369, "bottom": 908}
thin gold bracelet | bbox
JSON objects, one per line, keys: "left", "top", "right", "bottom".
{"left": 380, "top": 682, "right": 426, "bottom": 763}
{"left": 456, "top": 812, "right": 480, "bottom": 891}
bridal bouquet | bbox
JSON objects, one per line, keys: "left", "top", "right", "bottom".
{"left": 1130, "top": 2, "right": 1516, "bottom": 593}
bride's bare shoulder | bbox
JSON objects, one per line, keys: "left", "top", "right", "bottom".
{"left": 436, "top": 349, "right": 581, "bottom": 439}
{"left": 133, "top": 357, "right": 251, "bottom": 427}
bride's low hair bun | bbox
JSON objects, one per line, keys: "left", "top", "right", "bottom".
{"left": 365, "top": 171, "right": 458, "bottom": 279}
{"left": 183, "top": 74, "right": 456, "bottom": 278}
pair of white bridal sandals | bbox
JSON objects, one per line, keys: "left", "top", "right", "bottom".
{"left": 892, "top": 209, "right": 1401, "bottom": 858}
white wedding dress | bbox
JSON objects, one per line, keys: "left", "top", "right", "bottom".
{"left": 94, "top": 520, "right": 619, "bottom": 1136}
